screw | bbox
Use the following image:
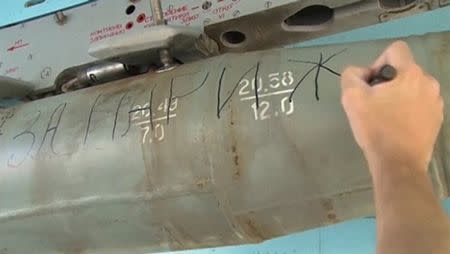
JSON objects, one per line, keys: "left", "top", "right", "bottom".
{"left": 89, "top": 74, "right": 98, "bottom": 83}
{"left": 28, "top": 54, "right": 33, "bottom": 60}
{"left": 150, "top": 0, "right": 166, "bottom": 25}
{"left": 232, "top": 10, "right": 240, "bottom": 17}
{"left": 55, "top": 11, "right": 67, "bottom": 25}
{"left": 202, "top": 1, "right": 212, "bottom": 10}
{"left": 160, "top": 49, "right": 174, "bottom": 68}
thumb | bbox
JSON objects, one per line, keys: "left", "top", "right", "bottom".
{"left": 372, "top": 41, "right": 415, "bottom": 73}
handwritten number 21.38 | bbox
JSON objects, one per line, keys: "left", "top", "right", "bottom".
{"left": 131, "top": 98, "right": 178, "bottom": 121}
{"left": 239, "top": 71, "right": 294, "bottom": 95}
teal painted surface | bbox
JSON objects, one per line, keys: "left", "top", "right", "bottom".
{"left": 160, "top": 219, "right": 377, "bottom": 254}
{"left": 0, "top": 0, "right": 90, "bottom": 28}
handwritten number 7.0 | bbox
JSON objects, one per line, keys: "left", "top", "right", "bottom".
{"left": 142, "top": 123, "right": 164, "bottom": 144}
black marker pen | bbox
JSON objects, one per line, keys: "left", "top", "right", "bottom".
{"left": 368, "top": 65, "right": 397, "bottom": 86}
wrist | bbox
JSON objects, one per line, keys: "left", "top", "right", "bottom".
{"left": 365, "top": 152, "right": 429, "bottom": 181}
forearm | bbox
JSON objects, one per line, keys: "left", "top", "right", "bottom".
{"left": 370, "top": 160, "right": 450, "bottom": 254}
{"left": 340, "top": 41, "right": 449, "bottom": 253}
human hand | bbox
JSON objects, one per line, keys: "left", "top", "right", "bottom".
{"left": 340, "top": 41, "right": 443, "bottom": 172}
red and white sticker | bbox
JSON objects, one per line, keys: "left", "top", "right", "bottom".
{"left": 89, "top": 24, "right": 126, "bottom": 43}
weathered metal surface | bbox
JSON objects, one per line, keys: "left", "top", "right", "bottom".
{"left": 0, "top": 76, "right": 33, "bottom": 98}
{"left": 0, "top": 32, "right": 450, "bottom": 254}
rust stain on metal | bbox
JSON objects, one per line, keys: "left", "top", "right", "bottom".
{"left": 321, "top": 199, "right": 333, "bottom": 211}
{"left": 69, "top": 248, "right": 87, "bottom": 254}
{"left": 321, "top": 198, "right": 339, "bottom": 224}
{"left": 245, "top": 219, "right": 264, "bottom": 239}
{"left": 232, "top": 145, "right": 239, "bottom": 167}
{"left": 195, "top": 178, "right": 210, "bottom": 189}
{"left": 229, "top": 108, "right": 241, "bottom": 180}
{"left": 236, "top": 212, "right": 265, "bottom": 241}
{"left": 232, "top": 150, "right": 241, "bottom": 179}
{"left": 327, "top": 213, "right": 337, "bottom": 220}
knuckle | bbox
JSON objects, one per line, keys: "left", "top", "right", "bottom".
{"left": 431, "top": 78, "right": 441, "bottom": 93}
{"left": 391, "top": 40, "right": 409, "bottom": 50}
{"left": 390, "top": 40, "right": 412, "bottom": 57}
{"left": 428, "top": 76, "right": 439, "bottom": 85}
{"left": 342, "top": 65, "right": 358, "bottom": 78}
{"left": 431, "top": 76, "right": 439, "bottom": 85}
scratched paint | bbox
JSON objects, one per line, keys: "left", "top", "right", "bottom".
{"left": 0, "top": 32, "right": 449, "bottom": 254}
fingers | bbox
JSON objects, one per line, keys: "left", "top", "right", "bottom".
{"left": 340, "top": 66, "right": 371, "bottom": 108}
{"left": 372, "top": 41, "right": 415, "bottom": 73}
{"left": 341, "top": 65, "right": 372, "bottom": 91}
{"left": 342, "top": 41, "right": 414, "bottom": 91}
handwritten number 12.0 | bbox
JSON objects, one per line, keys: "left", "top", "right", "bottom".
{"left": 251, "top": 101, "right": 270, "bottom": 120}
{"left": 251, "top": 98, "right": 294, "bottom": 121}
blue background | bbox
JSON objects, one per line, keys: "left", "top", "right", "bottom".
{"left": 3, "top": 1, "right": 450, "bottom": 253}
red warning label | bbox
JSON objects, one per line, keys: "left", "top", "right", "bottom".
{"left": 7, "top": 39, "right": 29, "bottom": 53}
{"left": 5, "top": 67, "right": 19, "bottom": 75}
{"left": 212, "top": 3, "right": 233, "bottom": 15}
